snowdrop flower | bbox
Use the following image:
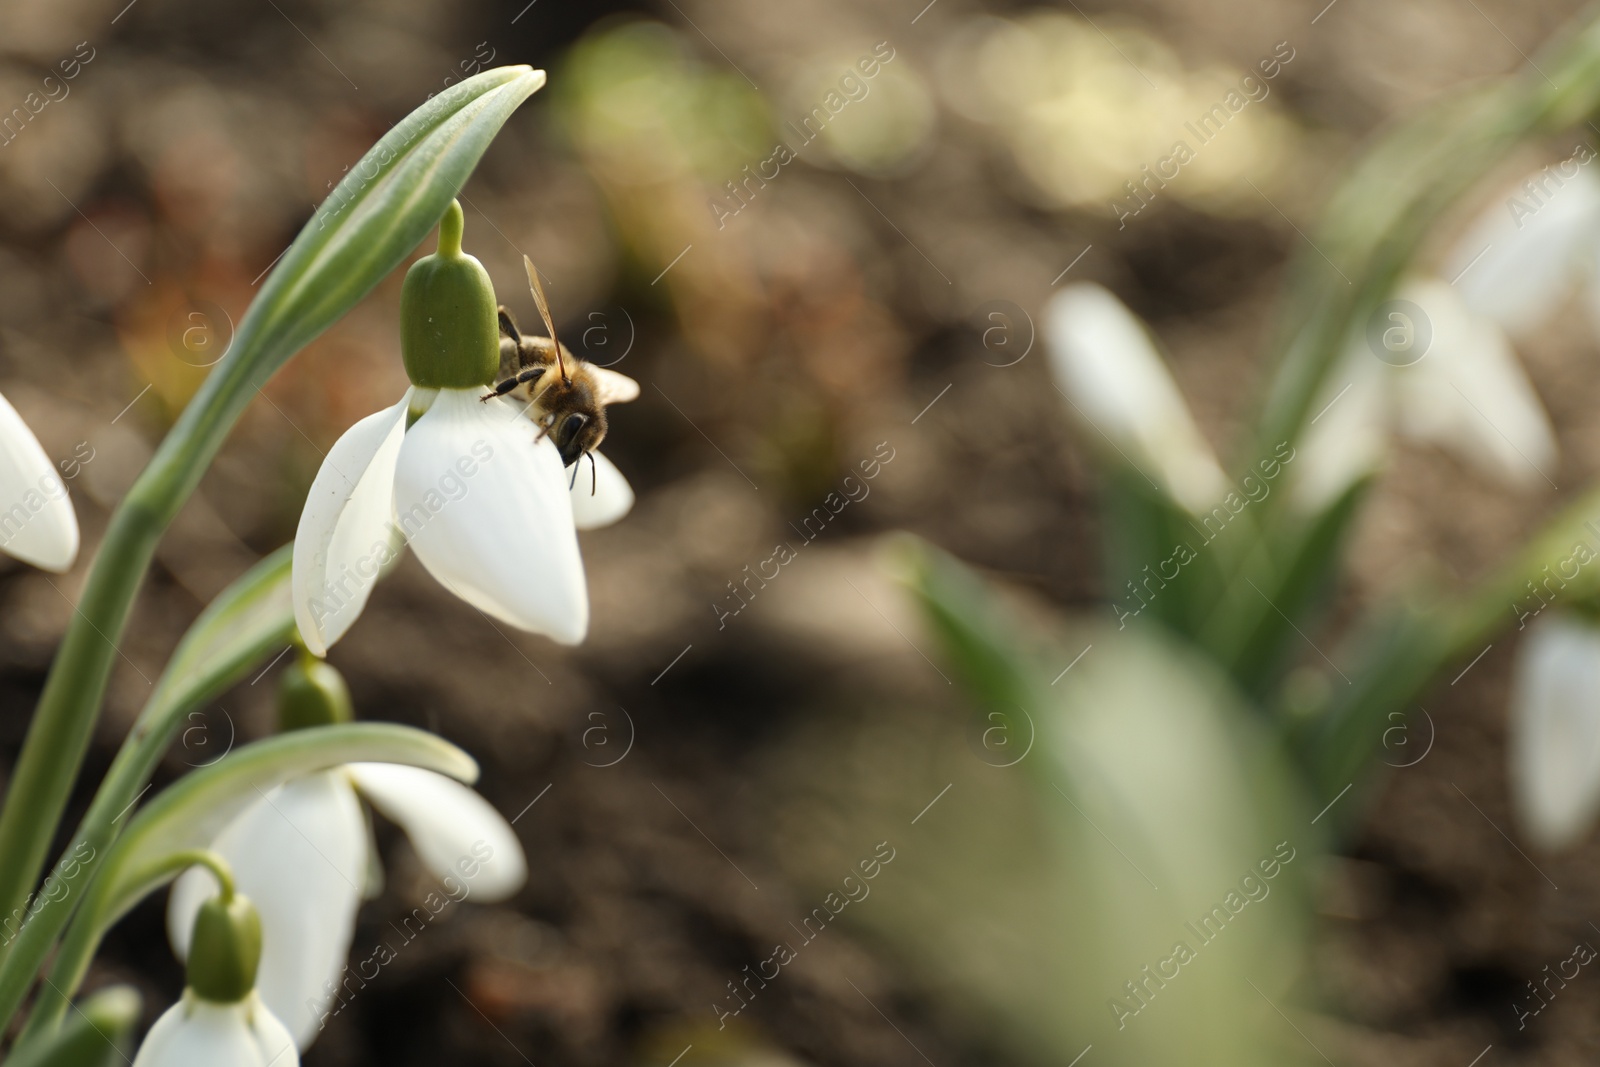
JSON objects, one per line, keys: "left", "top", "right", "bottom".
{"left": 1508, "top": 614, "right": 1600, "bottom": 852}
{"left": 1292, "top": 278, "right": 1556, "bottom": 510}
{"left": 137, "top": 861, "right": 298, "bottom": 1067}
{"left": 0, "top": 390, "right": 78, "bottom": 572}
{"left": 292, "top": 203, "right": 634, "bottom": 655}
{"left": 1445, "top": 157, "right": 1600, "bottom": 336}
{"left": 133, "top": 991, "right": 297, "bottom": 1067}
{"left": 1045, "top": 283, "right": 1228, "bottom": 513}
{"left": 166, "top": 657, "right": 528, "bottom": 1051}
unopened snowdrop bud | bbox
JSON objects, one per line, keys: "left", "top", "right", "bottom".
{"left": 276, "top": 651, "right": 353, "bottom": 732}
{"left": 1509, "top": 613, "right": 1600, "bottom": 852}
{"left": 400, "top": 199, "right": 500, "bottom": 389}
{"left": 1045, "top": 283, "right": 1227, "bottom": 513}
{"left": 135, "top": 860, "right": 297, "bottom": 1067}
{"left": 186, "top": 890, "right": 262, "bottom": 1004}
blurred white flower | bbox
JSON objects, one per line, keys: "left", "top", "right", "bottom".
{"left": 167, "top": 763, "right": 527, "bottom": 1050}
{"left": 1045, "top": 282, "right": 1228, "bottom": 512}
{"left": 293, "top": 387, "right": 633, "bottom": 654}
{"left": 1445, "top": 162, "right": 1600, "bottom": 336}
{"left": 0, "top": 390, "right": 78, "bottom": 572}
{"left": 1293, "top": 278, "right": 1556, "bottom": 510}
{"left": 131, "top": 991, "right": 297, "bottom": 1067}
{"left": 1508, "top": 614, "right": 1600, "bottom": 852}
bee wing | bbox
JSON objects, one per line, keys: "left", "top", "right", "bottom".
{"left": 523, "top": 255, "right": 567, "bottom": 381}
{"left": 589, "top": 366, "right": 640, "bottom": 405}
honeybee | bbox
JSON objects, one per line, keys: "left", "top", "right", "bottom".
{"left": 485, "top": 255, "right": 639, "bottom": 482}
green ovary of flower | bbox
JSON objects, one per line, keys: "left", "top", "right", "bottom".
{"left": 399, "top": 200, "right": 500, "bottom": 389}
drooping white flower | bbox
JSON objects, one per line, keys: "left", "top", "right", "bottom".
{"left": 1446, "top": 163, "right": 1600, "bottom": 336}
{"left": 131, "top": 991, "right": 297, "bottom": 1067}
{"left": 167, "top": 763, "right": 527, "bottom": 1050}
{"left": 1508, "top": 614, "right": 1600, "bottom": 852}
{"left": 1045, "top": 283, "right": 1228, "bottom": 513}
{"left": 1292, "top": 278, "right": 1556, "bottom": 510}
{"left": 292, "top": 386, "right": 634, "bottom": 654}
{"left": 0, "top": 389, "right": 78, "bottom": 572}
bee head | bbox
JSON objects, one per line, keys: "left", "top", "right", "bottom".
{"left": 539, "top": 377, "right": 608, "bottom": 466}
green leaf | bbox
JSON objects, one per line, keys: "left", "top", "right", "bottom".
{"left": 95, "top": 722, "right": 472, "bottom": 924}
{"left": 1299, "top": 480, "right": 1600, "bottom": 827}
{"left": 1201, "top": 474, "right": 1372, "bottom": 699}
{"left": 891, "top": 537, "right": 1315, "bottom": 1066}
{"left": 1099, "top": 468, "right": 1222, "bottom": 638}
{"left": 4, "top": 986, "right": 139, "bottom": 1067}
{"left": 892, "top": 535, "right": 1042, "bottom": 718}
{"left": 156, "top": 546, "right": 294, "bottom": 713}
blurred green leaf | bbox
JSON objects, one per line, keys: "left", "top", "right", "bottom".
{"left": 1099, "top": 468, "right": 1227, "bottom": 640}
{"left": 5, "top": 986, "right": 140, "bottom": 1067}
{"left": 1203, "top": 475, "right": 1372, "bottom": 700}
{"left": 893, "top": 537, "right": 1317, "bottom": 1066}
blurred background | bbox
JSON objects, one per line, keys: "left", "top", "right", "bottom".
{"left": 1, "top": 0, "right": 1599, "bottom": 1063}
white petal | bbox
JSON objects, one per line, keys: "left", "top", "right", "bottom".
{"left": 132, "top": 993, "right": 299, "bottom": 1067}
{"left": 0, "top": 390, "right": 78, "bottom": 572}
{"left": 1289, "top": 345, "right": 1389, "bottom": 512}
{"left": 347, "top": 762, "right": 528, "bottom": 901}
{"left": 291, "top": 392, "right": 410, "bottom": 656}
{"left": 167, "top": 772, "right": 367, "bottom": 1051}
{"left": 1446, "top": 165, "right": 1600, "bottom": 335}
{"left": 1045, "top": 284, "right": 1227, "bottom": 513}
{"left": 244, "top": 994, "right": 299, "bottom": 1066}
{"left": 1391, "top": 279, "right": 1557, "bottom": 488}
{"left": 570, "top": 450, "right": 634, "bottom": 530}
{"left": 1509, "top": 615, "right": 1600, "bottom": 851}
{"left": 394, "top": 389, "right": 588, "bottom": 644}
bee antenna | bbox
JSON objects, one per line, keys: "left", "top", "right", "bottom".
{"left": 523, "top": 254, "right": 568, "bottom": 385}
{"left": 568, "top": 460, "right": 579, "bottom": 491}
{"left": 588, "top": 451, "right": 597, "bottom": 496}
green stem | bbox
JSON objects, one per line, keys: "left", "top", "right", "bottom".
{"left": 437, "top": 198, "right": 464, "bottom": 257}
{"left": 158, "top": 850, "right": 234, "bottom": 901}
{"left": 0, "top": 503, "right": 161, "bottom": 949}
{"left": 0, "top": 547, "right": 293, "bottom": 1042}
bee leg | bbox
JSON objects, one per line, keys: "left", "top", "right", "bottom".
{"left": 482, "top": 366, "right": 545, "bottom": 401}
{"left": 497, "top": 306, "right": 521, "bottom": 343}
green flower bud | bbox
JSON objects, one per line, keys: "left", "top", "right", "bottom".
{"left": 277, "top": 651, "right": 354, "bottom": 732}
{"left": 186, "top": 890, "right": 262, "bottom": 1004}
{"left": 400, "top": 199, "right": 500, "bottom": 389}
